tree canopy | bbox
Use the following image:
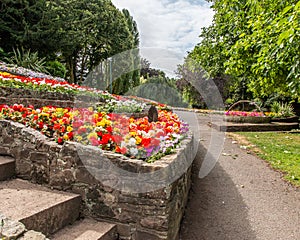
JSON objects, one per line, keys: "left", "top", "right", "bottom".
{"left": 0, "top": 0, "right": 139, "bottom": 90}
{"left": 189, "top": 0, "right": 300, "bottom": 101}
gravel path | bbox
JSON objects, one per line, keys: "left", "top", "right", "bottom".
{"left": 179, "top": 114, "right": 300, "bottom": 240}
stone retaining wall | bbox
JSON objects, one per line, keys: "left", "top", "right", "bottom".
{"left": 0, "top": 120, "right": 194, "bottom": 240}
{"left": 0, "top": 87, "right": 104, "bottom": 108}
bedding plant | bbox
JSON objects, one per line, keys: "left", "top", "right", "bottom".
{"left": 0, "top": 70, "right": 189, "bottom": 162}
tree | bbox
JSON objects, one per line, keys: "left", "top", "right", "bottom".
{"left": 0, "top": 0, "right": 48, "bottom": 53}
{"left": 44, "top": 0, "right": 135, "bottom": 83}
{"left": 140, "top": 58, "right": 165, "bottom": 79}
{"left": 0, "top": 0, "right": 139, "bottom": 89}
{"left": 176, "top": 59, "right": 230, "bottom": 108}
{"left": 122, "top": 9, "right": 140, "bottom": 89}
{"left": 189, "top": 0, "right": 300, "bottom": 101}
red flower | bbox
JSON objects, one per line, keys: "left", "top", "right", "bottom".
{"left": 57, "top": 137, "right": 63, "bottom": 144}
{"left": 156, "top": 131, "right": 165, "bottom": 138}
{"left": 77, "top": 126, "right": 87, "bottom": 134}
{"left": 90, "top": 137, "right": 100, "bottom": 146}
{"left": 61, "top": 126, "right": 66, "bottom": 133}
{"left": 151, "top": 138, "right": 160, "bottom": 147}
{"left": 116, "top": 146, "right": 127, "bottom": 154}
{"left": 67, "top": 132, "right": 74, "bottom": 140}
{"left": 53, "top": 123, "right": 61, "bottom": 131}
{"left": 38, "top": 122, "right": 44, "bottom": 129}
{"left": 106, "top": 126, "right": 113, "bottom": 133}
{"left": 100, "top": 134, "right": 112, "bottom": 145}
{"left": 141, "top": 138, "right": 151, "bottom": 147}
{"left": 112, "top": 135, "right": 122, "bottom": 144}
{"left": 97, "top": 131, "right": 103, "bottom": 137}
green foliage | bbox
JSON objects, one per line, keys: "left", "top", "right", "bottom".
{"left": 140, "top": 58, "right": 165, "bottom": 79}
{"left": 46, "top": 60, "right": 66, "bottom": 78}
{"left": 189, "top": 0, "right": 300, "bottom": 101}
{"left": 0, "top": 0, "right": 140, "bottom": 93}
{"left": 0, "top": 0, "right": 47, "bottom": 53}
{"left": 0, "top": 47, "right": 8, "bottom": 59}
{"left": 122, "top": 9, "right": 141, "bottom": 89}
{"left": 44, "top": 0, "right": 136, "bottom": 84}
{"left": 270, "top": 101, "right": 281, "bottom": 114}
{"left": 176, "top": 58, "right": 230, "bottom": 109}
{"left": 5, "top": 48, "right": 48, "bottom": 73}
{"left": 127, "top": 75, "right": 188, "bottom": 107}
{"left": 270, "top": 101, "right": 296, "bottom": 117}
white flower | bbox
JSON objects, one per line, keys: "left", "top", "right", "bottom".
{"left": 120, "top": 141, "right": 127, "bottom": 148}
{"left": 128, "top": 137, "right": 136, "bottom": 146}
{"left": 129, "top": 147, "right": 138, "bottom": 156}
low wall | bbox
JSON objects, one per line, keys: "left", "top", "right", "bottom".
{"left": 0, "top": 87, "right": 104, "bottom": 108}
{"left": 0, "top": 120, "right": 194, "bottom": 240}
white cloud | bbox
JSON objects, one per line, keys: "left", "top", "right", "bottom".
{"left": 111, "top": 0, "right": 214, "bottom": 76}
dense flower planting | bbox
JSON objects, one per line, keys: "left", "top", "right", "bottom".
{"left": 0, "top": 71, "right": 168, "bottom": 113}
{"left": 225, "top": 111, "right": 265, "bottom": 117}
{"left": 0, "top": 104, "right": 189, "bottom": 162}
{"left": 100, "top": 98, "right": 146, "bottom": 113}
{"left": 0, "top": 61, "right": 65, "bottom": 82}
{"left": 0, "top": 71, "right": 113, "bottom": 100}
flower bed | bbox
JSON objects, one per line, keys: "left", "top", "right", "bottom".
{"left": 0, "top": 61, "right": 65, "bottom": 82}
{"left": 265, "top": 112, "right": 299, "bottom": 123}
{"left": 0, "top": 119, "right": 194, "bottom": 240}
{"left": 0, "top": 69, "right": 193, "bottom": 239}
{"left": 0, "top": 71, "right": 112, "bottom": 100}
{"left": 0, "top": 104, "right": 188, "bottom": 162}
{"left": 224, "top": 111, "right": 271, "bottom": 123}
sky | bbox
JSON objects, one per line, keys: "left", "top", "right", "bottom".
{"left": 111, "top": 0, "right": 214, "bottom": 77}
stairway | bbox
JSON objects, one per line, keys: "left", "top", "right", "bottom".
{"left": 0, "top": 155, "right": 15, "bottom": 181}
{"left": 51, "top": 218, "right": 117, "bottom": 240}
{"left": 0, "top": 155, "right": 118, "bottom": 240}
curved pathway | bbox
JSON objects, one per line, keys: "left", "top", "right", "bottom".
{"left": 179, "top": 114, "right": 300, "bottom": 240}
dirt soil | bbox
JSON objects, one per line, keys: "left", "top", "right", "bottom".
{"left": 179, "top": 114, "right": 300, "bottom": 240}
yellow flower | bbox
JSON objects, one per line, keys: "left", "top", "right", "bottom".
{"left": 114, "top": 127, "right": 120, "bottom": 133}
{"left": 75, "top": 135, "right": 83, "bottom": 141}
{"left": 63, "top": 134, "right": 69, "bottom": 141}
{"left": 135, "top": 136, "right": 142, "bottom": 145}
{"left": 67, "top": 126, "right": 73, "bottom": 132}
{"left": 93, "top": 113, "right": 99, "bottom": 119}
{"left": 97, "top": 118, "right": 111, "bottom": 127}
{"left": 129, "top": 118, "right": 135, "bottom": 123}
{"left": 39, "top": 112, "right": 49, "bottom": 118}
{"left": 97, "top": 119, "right": 106, "bottom": 127}
{"left": 1, "top": 72, "right": 11, "bottom": 76}
{"left": 129, "top": 131, "right": 136, "bottom": 137}
{"left": 42, "top": 107, "right": 49, "bottom": 113}
{"left": 87, "top": 132, "right": 97, "bottom": 140}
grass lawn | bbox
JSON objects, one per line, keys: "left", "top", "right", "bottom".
{"left": 233, "top": 132, "right": 300, "bottom": 187}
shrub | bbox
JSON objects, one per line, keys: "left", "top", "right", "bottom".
{"left": 270, "top": 102, "right": 295, "bottom": 118}
{"left": 46, "top": 60, "right": 66, "bottom": 78}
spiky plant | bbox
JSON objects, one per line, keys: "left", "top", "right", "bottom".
{"left": 5, "top": 47, "right": 49, "bottom": 74}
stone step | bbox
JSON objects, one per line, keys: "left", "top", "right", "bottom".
{"left": 0, "top": 155, "right": 15, "bottom": 181}
{"left": 0, "top": 179, "right": 81, "bottom": 236}
{"left": 51, "top": 218, "right": 118, "bottom": 240}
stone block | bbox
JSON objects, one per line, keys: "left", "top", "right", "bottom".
{"left": 0, "top": 213, "right": 26, "bottom": 239}
{"left": 134, "top": 230, "right": 166, "bottom": 240}
{"left": 19, "top": 230, "right": 48, "bottom": 240}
